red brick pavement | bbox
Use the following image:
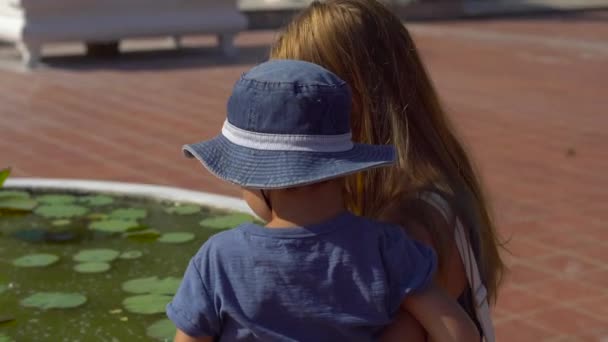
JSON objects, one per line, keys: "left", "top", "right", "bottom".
{"left": 1, "top": 12, "right": 607, "bottom": 341}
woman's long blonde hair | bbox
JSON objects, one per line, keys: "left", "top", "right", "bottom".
{"left": 271, "top": 0, "right": 504, "bottom": 302}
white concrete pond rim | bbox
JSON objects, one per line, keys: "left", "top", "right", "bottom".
{"left": 3, "top": 178, "right": 253, "bottom": 215}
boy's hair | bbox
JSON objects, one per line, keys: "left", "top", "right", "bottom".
{"left": 270, "top": 0, "right": 505, "bottom": 302}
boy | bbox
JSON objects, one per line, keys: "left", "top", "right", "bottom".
{"left": 167, "top": 60, "right": 478, "bottom": 342}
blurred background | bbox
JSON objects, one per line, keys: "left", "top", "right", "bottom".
{"left": 1, "top": 0, "right": 607, "bottom": 340}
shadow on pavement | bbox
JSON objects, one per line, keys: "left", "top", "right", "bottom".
{"left": 40, "top": 44, "right": 270, "bottom": 72}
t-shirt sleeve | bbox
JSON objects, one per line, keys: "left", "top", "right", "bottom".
{"left": 166, "top": 254, "right": 220, "bottom": 337}
{"left": 382, "top": 227, "right": 437, "bottom": 315}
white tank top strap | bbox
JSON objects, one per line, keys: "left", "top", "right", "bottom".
{"left": 419, "top": 191, "right": 495, "bottom": 342}
{"left": 454, "top": 218, "right": 495, "bottom": 342}
{"left": 418, "top": 191, "right": 452, "bottom": 221}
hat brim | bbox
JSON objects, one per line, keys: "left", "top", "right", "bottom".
{"left": 183, "top": 135, "right": 395, "bottom": 189}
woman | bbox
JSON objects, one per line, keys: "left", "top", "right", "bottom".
{"left": 270, "top": 0, "right": 505, "bottom": 340}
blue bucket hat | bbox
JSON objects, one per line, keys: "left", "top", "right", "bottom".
{"left": 183, "top": 59, "right": 395, "bottom": 189}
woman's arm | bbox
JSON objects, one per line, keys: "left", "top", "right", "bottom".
{"left": 403, "top": 220, "right": 467, "bottom": 299}
{"left": 402, "top": 284, "right": 479, "bottom": 342}
{"left": 174, "top": 329, "right": 214, "bottom": 342}
{"left": 380, "top": 311, "right": 426, "bottom": 342}
{"left": 379, "top": 196, "right": 468, "bottom": 299}
{"left": 379, "top": 196, "right": 472, "bottom": 340}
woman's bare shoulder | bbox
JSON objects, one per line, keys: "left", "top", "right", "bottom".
{"left": 379, "top": 191, "right": 456, "bottom": 236}
{"left": 379, "top": 192, "right": 467, "bottom": 299}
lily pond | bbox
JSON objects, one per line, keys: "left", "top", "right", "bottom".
{"left": 0, "top": 189, "right": 255, "bottom": 342}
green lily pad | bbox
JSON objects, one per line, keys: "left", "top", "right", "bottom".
{"left": 121, "top": 276, "right": 181, "bottom": 295}
{"left": 89, "top": 220, "right": 139, "bottom": 233}
{"left": 109, "top": 208, "right": 147, "bottom": 220}
{"left": 0, "top": 197, "right": 37, "bottom": 211}
{"left": 51, "top": 219, "right": 71, "bottom": 227}
{"left": 74, "top": 262, "right": 111, "bottom": 273}
{"left": 119, "top": 250, "right": 143, "bottom": 260}
{"left": 0, "top": 168, "right": 10, "bottom": 187}
{"left": 147, "top": 319, "right": 176, "bottom": 341}
{"left": 0, "top": 190, "right": 29, "bottom": 199}
{"left": 0, "top": 332, "right": 14, "bottom": 342}
{"left": 73, "top": 249, "right": 120, "bottom": 263}
{"left": 158, "top": 232, "right": 195, "bottom": 244}
{"left": 78, "top": 195, "right": 114, "bottom": 206}
{"left": 199, "top": 213, "right": 253, "bottom": 230}
{"left": 12, "top": 254, "right": 59, "bottom": 268}
{"left": 36, "top": 194, "right": 76, "bottom": 205}
{"left": 122, "top": 294, "right": 172, "bottom": 314}
{"left": 20, "top": 292, "right": 87, "bottom": 309}
{"left": 165, "top": 205, "right": 200, "bottom": 215}
{"left": 34, "top": 204, "right": 89, "bottom": 218}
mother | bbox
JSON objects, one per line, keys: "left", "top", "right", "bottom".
{"left": 270, "top": 0, "right": 505, "bottom": 340}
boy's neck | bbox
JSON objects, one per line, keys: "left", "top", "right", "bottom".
{"left": 266, "top": 181, "right": 346, "bottom": 228}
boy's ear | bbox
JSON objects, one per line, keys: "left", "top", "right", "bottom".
{"left": 241, "top": 188, "right": 272, "bottom": 222}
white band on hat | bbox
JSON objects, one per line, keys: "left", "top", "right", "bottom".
{"left": 221, "top": 120, "right": 354, "bottom": 152}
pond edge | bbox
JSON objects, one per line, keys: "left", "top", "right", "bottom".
{"left": 4, "top": 178, "right": 253, "bottom": 215}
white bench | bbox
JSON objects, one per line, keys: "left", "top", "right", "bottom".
{"left": 0, "top": 0, "right": 248, "bottom": 67}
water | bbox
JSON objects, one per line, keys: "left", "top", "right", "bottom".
{"left": 0, "top": 190, "right": 252, "bottom": 341}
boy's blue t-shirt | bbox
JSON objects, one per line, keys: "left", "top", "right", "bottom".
{"left": 166, "top": 212, "right": 436, "bottom": 341}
